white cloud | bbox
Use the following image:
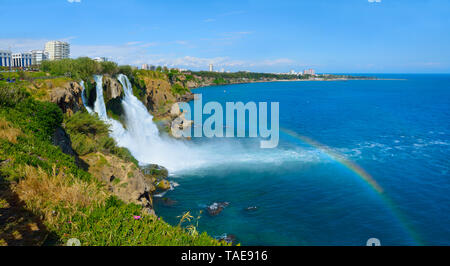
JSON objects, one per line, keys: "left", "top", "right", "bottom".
{"left": 67, "top": 0, "right": 81, "bottom": 3}
{"left": 0, "top": 38, "right": 301, "bottom": 70}
{"left": 125, "top": 41, "right": 142, "bottom": 46}
{"left": 0, "top": 38, "right": 48, "bottom": 51}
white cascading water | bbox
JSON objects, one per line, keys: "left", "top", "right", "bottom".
{"left": 80, "top": 80, "right": 93, "bottom": 114}
{"left": 86, "top": 74, "right": 314, "bottom": 173}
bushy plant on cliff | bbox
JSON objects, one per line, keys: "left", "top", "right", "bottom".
{"left": 118, "top": 65, "right": 134, "bottom": 79}
{"left": 0, "top": 85, "right": 91, "bottom": 182}
{"left": 171, "top": 83, "right": 190, "bottom": 95}
{"left": 64, "top": 112, "right": 137, "bottom": 165}
{"left": 99, "top": 61, "right": 119, "bottom": 76}
{"left": 213, "top": 77, "right": 229, "bottom": 85}
{"left": 0, "top": 85, "right": 30, "bottom": 107}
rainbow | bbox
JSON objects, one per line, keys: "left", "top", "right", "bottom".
{"left": 280, "top": 127, "right": 424, "bottom": 245}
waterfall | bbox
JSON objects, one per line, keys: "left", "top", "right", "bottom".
{"left": 85, "top": 74, "right": 310, "bottom": 173}
{"left": 80, "top": 80, "right": 93, "bottom": 114}
{"left": 93, "top": 75, "right": 108, "bottom": 120}
{"left": 115, "top": 74, "right": 195, "bottom": 169}
{"left": 91, "top": 75, "right": 130, "bottom": 147}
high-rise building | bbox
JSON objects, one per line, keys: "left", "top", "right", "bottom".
{"left": 209, "top": 64, "right": 214, "bottom": 72}
{"left": 45, "top": 41, "right": 70, "bottom": 60}
{"left": 31, "top": 50, "right": 48, "bottom": 65}
{"left": 142, "top": 64, "right": 150, "bottom": 70}
{"left": 0, "top": 50, "right": 12, "bottom": 67}
{"left": 12, "top": 52, "right": 32, "bottom": 68}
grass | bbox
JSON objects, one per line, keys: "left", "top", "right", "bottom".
{"left": 0, "top": 118, "right": 22, "bottom": 144}
{"left": 14, "top": 165, "right": 107, "bottom": 227}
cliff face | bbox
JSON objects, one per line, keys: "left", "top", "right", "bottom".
{"left": 49, "top": 81, "right": 84, "bottom": 116}
{"left": 102, "top": 75, "right": 123, "bottom": 100}
{"left": 81, "top": 152, "right": 156, "bottom": 208}
{"left": 28, "top": 79, "right": 84, "bottom": 116}
{"left": 29, "top": 76, "right": 173, "bottom": 210}
{"left": 138, "top": 76, "right": 177, "bottom": 114}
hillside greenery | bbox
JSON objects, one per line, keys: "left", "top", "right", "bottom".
{"left": 0, "top": 82, "right": 226, "bottom": 246}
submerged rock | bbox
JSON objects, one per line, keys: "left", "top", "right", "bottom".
{"left": 156, "top": 197, "right": 178, "bottom": 207}
{"left": 206, "top": 202, "right": 229, "bottom": 216}
{"left": 245, "top": 206, "right": 258, "bottom": 212}
{"left": 217, "top": 234, "right": 237, "bottom": 245}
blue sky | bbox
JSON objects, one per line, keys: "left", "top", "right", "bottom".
{"left": 1, "top": 0, "right": 449, "bottom": 73}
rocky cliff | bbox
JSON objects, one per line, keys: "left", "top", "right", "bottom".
{"left": 133, "top": 71, "right": 194, "bottom": 119}
{"left": 29, "top": 75, "right": 177, "bottom": 211}
{"left": 27, "top": 78, "right": 84, "bottom": 116}
{"left": 81, "top": 152, "right": 156, "bottom": 210}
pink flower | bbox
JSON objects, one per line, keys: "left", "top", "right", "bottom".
{"left": 133, "top": 216, "right": 141, "bottom": 220}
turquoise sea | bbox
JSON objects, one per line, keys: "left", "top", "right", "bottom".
{"left": 154, "top": 74, "right": 450, "bottom": 246}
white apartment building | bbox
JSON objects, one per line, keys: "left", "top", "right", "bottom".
{"left": 209, "top": 64, "right": 214, "bottom": 72}
{"left": 45, "top": 41, "right": 70, "bottom": 60}
{"left": 0, "top": 50, "right": 12, "bottom": 67}
{"left": 94, "top": 57, "right": 108, "bottom": 63}
{"left": 31, "top": 50, "right": 49, "bottom": 65}
{"left": 12, "top": 52, "right": 32, "bottom": 68}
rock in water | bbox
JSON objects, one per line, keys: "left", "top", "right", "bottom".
{"left": 156, "top": 197, "right": 177, "bottom": 207}
{"left": 217, "top": 234, "right": 237, "bottom": 245}
{"left": 156, "top": 179, "right": 171, "bottom": 191}
{"left": 141, "top": 164, "right": 169, "bottom": 180}
{"left": 206, "top": 202, "right": 229, "bottom": 216}
{"left": 245, "top": 206, "right": 258, "bottom": 212}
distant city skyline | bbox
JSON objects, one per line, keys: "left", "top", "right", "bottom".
{"left": 1, "top": 0, "right": 449, "bottom": 73}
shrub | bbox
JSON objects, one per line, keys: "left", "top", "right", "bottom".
{"left": 65, "top": 112, "right": 109, "bottom": 136}
{"left": 64, "top": 112, "right": 137, "bottom": 165}
{"left": 41, "top": 58, "right": 121, "bottom": 81}
{"left": 171, "top": 83, "right": 189, "bottom": 95}
{"left": 0, "top": 85, "right": 30, "bottom": 107}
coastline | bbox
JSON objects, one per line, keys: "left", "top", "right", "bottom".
{"left": 190, "top": 77, "right": 406, "bottom": 90}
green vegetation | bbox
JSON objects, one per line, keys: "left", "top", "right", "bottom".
{"left": 171, "top": 83, "right": 190, "bottom": 95}
{"left": 64, "top": 112, "right": 137, "bottom": 165}
{"left": 191, "top": 70, "right": 298, "bottom": 81}
{"left": 0, "top": 84, "right": 225, "bottom": 246}
{"left": 40, "top": 57, "right": 124, "bottom": 81}
{"left": 0, "top": 85, "right": 89, "bottom": 182}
